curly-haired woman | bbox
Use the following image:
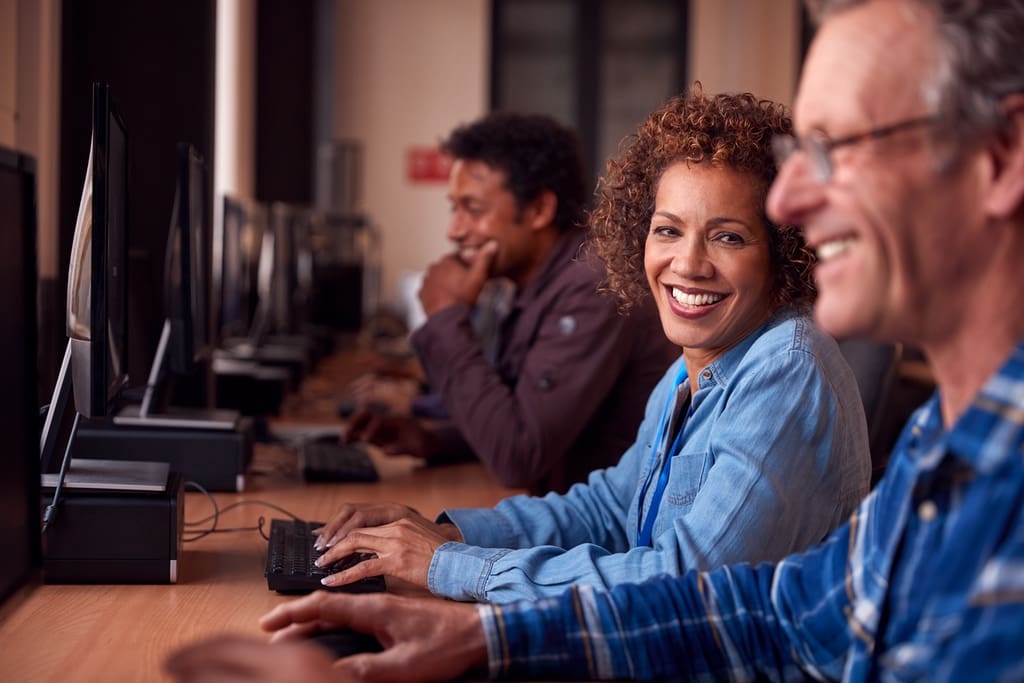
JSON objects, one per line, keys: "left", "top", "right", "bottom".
{"left": 313, "top": 85, "right": 871, "bottom": 603}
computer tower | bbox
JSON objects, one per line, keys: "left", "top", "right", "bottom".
{"left": 41, "top": 471, "right": 184, "bottom": 584}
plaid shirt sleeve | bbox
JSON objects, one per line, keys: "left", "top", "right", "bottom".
{"left": 478, "top": 518, "right": 859, "bottom": 681}
{"left": 478, "top": 340, "right": 1024, "bottom": 681}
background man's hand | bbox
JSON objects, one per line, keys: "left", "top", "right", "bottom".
{"left": 418, "top": 241, "right": 498, "bottom": 316}
{"left": 343, "top": 412, "right": 440, "bottom": 458}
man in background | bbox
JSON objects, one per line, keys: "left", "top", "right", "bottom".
{"left": 345, "top": 112, "right": 675, "bottom": 494}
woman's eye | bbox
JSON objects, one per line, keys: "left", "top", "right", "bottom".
{"left": 713, "top": 232, "right": 744, "bottom": 245}
{"left": 651, "top": 225, "right": 678, "bottom": 237}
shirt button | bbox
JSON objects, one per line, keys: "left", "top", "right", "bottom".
{"left": 701, "top": 369, "right": 712, "bottom": 380}
{"left": 918, "top": 500, "right": 937, "bottom": 522}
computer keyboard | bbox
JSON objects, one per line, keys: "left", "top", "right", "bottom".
{"left": 265, "top": 518, "right": 386, "bottom": 594}
{"left": 300, "top": 440, "right": 379, "bottom": 483}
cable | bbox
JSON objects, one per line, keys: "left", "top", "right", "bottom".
{"left": 41, "top": 412, "right": 82, "bottom": 534}
{"left": 181, "top": 480, "right": 306, "bottom": 542}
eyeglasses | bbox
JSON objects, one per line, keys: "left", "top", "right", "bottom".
{"left": 772, "top": 115, "right": 939, "bottom": 182}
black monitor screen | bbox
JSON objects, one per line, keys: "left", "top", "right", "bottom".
{"left": 67, "top": 83, "right": 128, "bottom": 418}
{"left": 0, "top": 147, "right": 40, "bottom": 603}
{"left": 164, "top": 143, "right": 209, "bottom": 374}
{"left": 220, "top": 196, "right": 247, "bottom": 337}
{"left": 220, "top": 196, "right": 265, "bottom": 340}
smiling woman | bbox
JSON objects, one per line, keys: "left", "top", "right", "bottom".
{"left": 645, "top": 163, "right": 775, "bottom": 379}
{"left": 297, "top": 86, "right": 873, "bottom": 605}
{"left": 389, "top": 85, "right": 871, "bottom": 603}
{"left": 591, "top": 83, "right": 814, "bottom": 318}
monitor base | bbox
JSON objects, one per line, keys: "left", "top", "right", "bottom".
{"left": 74, "top": 418, "right": 254, "bottom": 492}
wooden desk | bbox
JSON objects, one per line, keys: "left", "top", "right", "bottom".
{"left": 0, "top": 353, "right": 521, "bottom": 682}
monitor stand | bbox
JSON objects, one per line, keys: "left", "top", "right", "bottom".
{"left": 72, "top": 320, "right": 255, "bottom": 491}
{"left": 73, "top": 419, "right": 254, "bottom": 492}
{"left": 114, "top": 404, "right": 241, "bottom": 430}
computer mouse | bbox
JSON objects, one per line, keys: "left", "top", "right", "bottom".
{"left": 307, "top": 628, "right": 384, "bottom": 658}
{"left": 337, "top": 396, "right": 359, "bottom": 418}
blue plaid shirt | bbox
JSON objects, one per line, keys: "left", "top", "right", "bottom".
{"left": 478, "top": 341, "right": 1024, "bottom": 680}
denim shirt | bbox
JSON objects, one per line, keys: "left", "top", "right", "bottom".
{"left": 478, "top": 340, "right": 1024, "bottom": 681}
{"left": 430, "top": 310, "right": 871, "bottom": 602}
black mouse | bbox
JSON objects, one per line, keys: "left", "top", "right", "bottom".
{"left": 307, "top": 628, "right": 384, "bottom": 658}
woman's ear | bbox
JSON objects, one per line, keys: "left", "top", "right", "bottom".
{"left": 984, "top": 95, "right": 1024, "bottom": 219}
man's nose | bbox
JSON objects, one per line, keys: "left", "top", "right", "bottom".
{"left": 447, "top": 210, "right": 467, "bottom": 242}
{"left": 767, "top": 151, "right": 827, "bottom": 227}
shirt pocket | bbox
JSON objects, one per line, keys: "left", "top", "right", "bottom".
{"left": 662, "top": 450, "right": 712, "bottom": 512}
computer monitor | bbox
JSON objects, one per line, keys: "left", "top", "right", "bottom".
{"left": 308, "top": 211, "right": 370, "bottom": 331}
{"left": 164, "top": 143, "right": 210, "bottom": 375}
{"left": 40, "top": 83, "right": 129, "bottom": 476}
{"left": 219, "top": 195, "right": 264, "bottom": 340}
{"left": 248, "top": 213, "right": 276, "bottom": 346}
{"left": 115, "top": 144, "right": 239, "bottom": 429}
{"left": 67, "top": 83, "right": 129, "bottom": 420}
{"left": 0, "top": 146, "right": 41, "bottom": 603}
{"left": 268, "top": 203, "right": 300, "bottom": 335}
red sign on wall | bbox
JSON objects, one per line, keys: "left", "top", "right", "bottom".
{"left": 406, "top": 147, "right": 453, "bottom": 183}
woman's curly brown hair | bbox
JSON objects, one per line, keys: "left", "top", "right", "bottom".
{"left": 589, "top": 83, "right": 816, "bottom": 312}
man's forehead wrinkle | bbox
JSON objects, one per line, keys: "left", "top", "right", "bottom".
{"left": 794, "top": 2, "right": 934, "bottom": 134}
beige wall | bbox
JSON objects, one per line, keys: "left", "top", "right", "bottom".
{"left": 6, "top": 0, "right": 800, "bottom": 310}
{"left": 689, "top": 0, "right": 800, "bottom": 106}
{"left": 330, "top": 0, "right": 799, "bottom": 305}
{"left": 2, "top": 0, "right": 61, "bottom": 278}
{"left": 0, "top": 0, "right": 15, "bottom": 148}
{"left": 331, "top": 0, "right": 490, "bottom": 304}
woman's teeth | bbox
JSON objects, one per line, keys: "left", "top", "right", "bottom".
{"left": 671, "top": 288, "right": 723, "bottom": 306}
{"left": 817, "top": 238, "right": 854, "bottom": 262}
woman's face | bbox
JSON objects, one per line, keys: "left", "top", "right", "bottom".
{"left": 645, "top": 162, "right": 775, "bottom": 362}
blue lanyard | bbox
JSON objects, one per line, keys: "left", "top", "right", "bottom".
{"left": 636, "top": 364, "right": 689, "bottom": 547}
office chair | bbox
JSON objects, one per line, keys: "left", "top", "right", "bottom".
{"left": 838, "top": 338, "right": 904, "bottom": 486}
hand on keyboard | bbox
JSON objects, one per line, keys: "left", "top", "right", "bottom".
{"left": 314, "top": 515, "right": 456, "bottom": 592}
{"left": 313, "top": 501, "right": 446, "bottom": 550}
{"left": 265, "top": 519, "right": 386, "bottom": 594}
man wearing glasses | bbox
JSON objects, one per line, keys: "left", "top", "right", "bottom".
{"left": 168, "top": 1, "right": 1024, "bottom": 680}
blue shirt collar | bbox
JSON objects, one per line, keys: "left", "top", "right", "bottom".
{"left": 698, "top": 307, "right": 802, "bottom": 391}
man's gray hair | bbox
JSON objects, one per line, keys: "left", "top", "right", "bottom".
{"left": 807, "top": 0, "right": 1024, "bottom": 142}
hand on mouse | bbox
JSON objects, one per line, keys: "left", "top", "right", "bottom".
{"left": 166, "top": 634, "right": 338, "bottom": 683}
{"left": 262, "top": 592, "right": 488, "bottom": 682}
